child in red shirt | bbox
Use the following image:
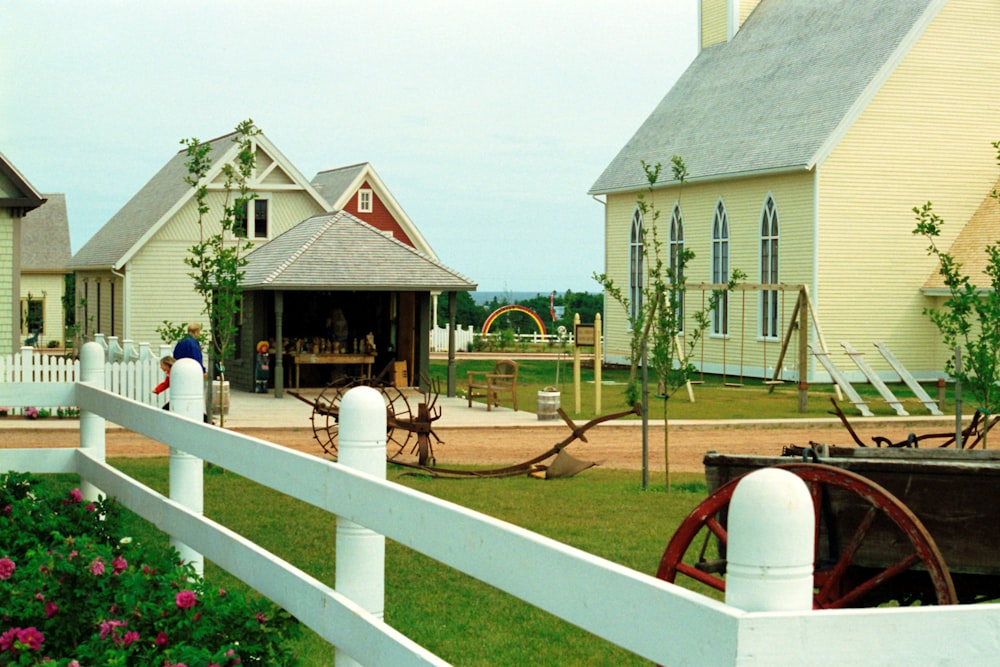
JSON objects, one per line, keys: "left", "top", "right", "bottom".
{"left": 153, "top": 356, "right": 175, "bottom": 397}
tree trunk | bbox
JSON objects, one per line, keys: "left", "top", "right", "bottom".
{"left": 663, "top": 396, "right": 670, "bottom": 493}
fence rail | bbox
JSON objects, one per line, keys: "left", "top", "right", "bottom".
{"left": 1, "top": 343, "right": 998, "bottom": 665}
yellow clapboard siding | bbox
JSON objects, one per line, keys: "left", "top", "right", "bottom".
{"left": 817, "top": 0, "right": 1000, "bottom": 374}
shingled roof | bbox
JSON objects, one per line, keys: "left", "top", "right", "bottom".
{"left": 21, "top": 194, "right": 71, "bottom": 272}
{"left": 242, "top": 210, "right": 475, "bottom": 292}
{"left": 923, "top": 184, "right": 1000, "bottom": 292}
{"left": 311, "top": 162, "right": 437, "bottom": 259}
{"left": 0, "top": 150, "right": 45, "bottom": 215}
{"left": 69, "top": 130, "right": 328, "bottom": 270}
{"left": 590, "top": 0, "right": 939, "bottom": 194}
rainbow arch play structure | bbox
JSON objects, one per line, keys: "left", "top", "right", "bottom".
{"left": 481, "top": 305, "right": 547, "bottom": 336}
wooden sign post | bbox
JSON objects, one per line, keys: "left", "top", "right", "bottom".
{"left": 573, "top": 314, "right": 601, "bottom": 415}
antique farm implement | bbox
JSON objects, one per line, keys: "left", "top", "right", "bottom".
{"left": 392, "top": 404, "right": 641, "bottom": 480}
{"left": 290, "top": 374, "right": 444, "bottom": 465}
{"left": 657, "top": 445, "right": 1000, "bottom": 607}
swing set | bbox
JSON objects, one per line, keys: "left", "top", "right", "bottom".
{"left": 676, "top": 283, "right": 842, "bottom": 408}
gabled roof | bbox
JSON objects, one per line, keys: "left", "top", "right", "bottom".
{"left": 0, "top": 150, "right": 45, "bottom": 215}
{"left": 242, "top": 210, "right": 475, "bottom": 292}
{"left": 923, "top": 184, "right": 1000, "bottom": 292}
{"left": 311, "top": 162, "right": 437, "bottom": 259}
{"left": 590, "top": 0, "right": 941, "bottom": 194}
{"left": 21, "top": 194, "right": 71, "bottom": 272}
{"left": 70, "top": 129, "right": 329, "bottom": 270}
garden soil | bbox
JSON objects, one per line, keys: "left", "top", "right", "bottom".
{"left": 0, "top": 420, "right": 943, "bottom": 473}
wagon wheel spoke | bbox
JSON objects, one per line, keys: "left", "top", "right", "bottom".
{"left": 815, "top": 506, "right": 877, "bottom": 605}
{"left": 657, "top": 481, "right": 737, "bottom": 595}
{"left": 825, "top": 553, "right": 921, "bottom": 609}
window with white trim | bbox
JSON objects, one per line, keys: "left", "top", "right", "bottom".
{"left": 358, "top": 188, "right": 373, "bottom": 213}
{"left": 235, "top": 198, "right": 270, "bottom": 240}
{"left": 711, "top": 200, "right": 730, "bottom": 336}
{"left": 669, "top": 203, "right": 685, "bottom": 333}
{"left": 760, "top": 195, "right": 779, "bottom": 339}
{"left": 629, "top": 207, "right": 644, "bottom": 327}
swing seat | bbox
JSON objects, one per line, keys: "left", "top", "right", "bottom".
{"left": 763, "top": 379, "right": 784, "bottom": 385}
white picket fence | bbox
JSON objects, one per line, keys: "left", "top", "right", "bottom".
{"left": 1, "top": 345, "right": 997, "bottom": 665}
{"left": 430, "top": 325, "right": 578, "bottom": 352}
{"left": 0, "top": 344, "right": 167, "bottom": 415}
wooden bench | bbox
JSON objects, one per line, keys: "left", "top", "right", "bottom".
{"left": 467, "top": 359, "right": 518, "bottom": 411}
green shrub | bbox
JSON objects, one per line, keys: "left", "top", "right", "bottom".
{"left": 0, "top": 472, "right": 300, "bottom": 666}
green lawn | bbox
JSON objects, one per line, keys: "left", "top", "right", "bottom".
{"left": 432, "top": 358, "right": 957, "bottom": 421}
{"left": 109, "top": 460, "right": 712, "bottom": 666}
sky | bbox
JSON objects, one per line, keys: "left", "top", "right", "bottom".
{"left": 1, "top": 1, "right": 697, "bottom": 293}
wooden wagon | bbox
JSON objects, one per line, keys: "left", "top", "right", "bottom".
{"left": 657, "top": 446, "right": 1000, "bottom": 607}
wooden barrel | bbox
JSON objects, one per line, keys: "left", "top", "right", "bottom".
{"left": 537, "top": 389, "right": 560, "bottom": 420}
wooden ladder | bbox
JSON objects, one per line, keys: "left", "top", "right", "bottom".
{"left": 874, "top": 342, "right": 944, "bottom": 416}
{"left": 810, "top": 343, "right": 874, "bottom": 417}
{"left": 841, "top": 342, "right": 908, "bottom": 416}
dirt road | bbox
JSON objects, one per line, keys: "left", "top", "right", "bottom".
{"left": 1, "top": 420, "right": 918, "bottom": 473}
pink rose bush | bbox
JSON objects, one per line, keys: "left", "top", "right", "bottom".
{"left": 0, "top": 471, "right": 300, "bottom": 665}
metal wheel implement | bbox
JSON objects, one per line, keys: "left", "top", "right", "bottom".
{"left": 310, "top": 378, "right": 414, "bottom": 459}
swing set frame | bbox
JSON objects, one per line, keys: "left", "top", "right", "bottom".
{"left": 676, "top": 282, "right": 840, "bottom": 411}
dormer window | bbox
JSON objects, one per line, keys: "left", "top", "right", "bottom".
{"left": 358, "top": 188, "right": 373, "bottom": 213}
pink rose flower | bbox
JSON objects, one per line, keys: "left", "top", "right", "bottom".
{"left": 121, "top": 630, "right": 139, "bottom": 647}
{"left": 175, "top": 590, "right": 197, "bottom": 609}
{"left": 154, "top": 631, "right": 169, "bottom": 647}
{"left": 0, "top": 627, "right": 45, "bottom": 653}
{"left": 111, "top": 555, "right": 127, "bottom": 575}
{"left": 68, "top": 488, "right": 83, "bottom": 503}
{"left": 89, "top": 557, "right": 105, "bottom": 576}
{"left": 0, "top": 557, "right": 15, "bottom": 580}
{"left": 44, "top": 601, "right": 59, "bottom": 618}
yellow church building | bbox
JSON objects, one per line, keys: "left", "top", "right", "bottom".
{"left": 590, "top": 0, "right": 1000, "bottom": 386}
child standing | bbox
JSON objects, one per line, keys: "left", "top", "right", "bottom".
{"left": 153, "top": 355, "right": 175, "bottom": 406}
{"left": 254, "top": 341, "right": 270, "bottom": 393}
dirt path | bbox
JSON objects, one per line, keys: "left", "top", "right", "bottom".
{"left": 1, "top": 421, "right": 893, "bottom": 473}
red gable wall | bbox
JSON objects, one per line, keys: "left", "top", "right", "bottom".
{"left": 342, "top": 180, "right": 415, "bottom": 248}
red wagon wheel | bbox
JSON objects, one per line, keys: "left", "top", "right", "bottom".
{"left": 657, "top": 463, "right": 957, "bottom": 608}
{"left": 311, "top": 378, "right": 414, "bottom": 459}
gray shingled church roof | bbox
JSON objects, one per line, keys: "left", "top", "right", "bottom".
{"left": 590, "top": 0, "right": 937, "bottom": 194}
{"left": 21, "top": 194, "right": 71, "bottom": 271}
{"left": 242, "top": 210, "right": 475, "bottom": 292}
{"left": 69, "top": 132, "right": 244, "bottom": 270}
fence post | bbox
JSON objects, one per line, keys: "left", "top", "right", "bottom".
{"left": 169, "top": 357, "right": 205, "bottom": 577}
{"left": 335, "top": 386, "right": 387, "bottom": 667}
{"left": 725, "top": 468, "right": 814, "bottom": 612}
{"left": 79, "top": 342, "right": 106, "bottom": 502}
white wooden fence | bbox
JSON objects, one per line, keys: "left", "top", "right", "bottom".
{"left": 430, "top": 326, "right": 578, "bottom": 352}
{"left": 1, "top": 343, "right": 998, "bottom": 665}
{"left": 0, "top": 342, "right": 167, "bottom": 415}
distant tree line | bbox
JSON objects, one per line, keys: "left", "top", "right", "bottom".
{"left": 436, "top": 290, "right": 603, "bottom": 335}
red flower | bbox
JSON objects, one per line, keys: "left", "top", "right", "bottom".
{"left": 154, "top": 631, "right": 169, "bottom": 647}
{"left": 44, "top": 601, "right": 58, "bottom": 618}
{"left": 175, "top": 590, "right": 197, "bottom": 610}
{"left": 0, "top": 557, "right": 14, "bottom": 580}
